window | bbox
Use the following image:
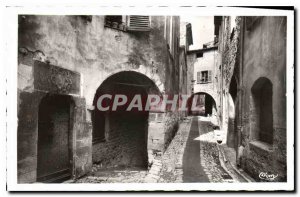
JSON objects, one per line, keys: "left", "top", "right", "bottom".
{"left": 214, "top": 16, "right": 222, "bottom": 37}
{"left": 196, "top": 52, "right": 203, "bottom": 58}
{"left": 197, "top": 70, "right": 212, "bottom": 83}
{"left": 197, "top": 72, "right": 201, "bottom": 83}
{"left": 251, "top": 77, "right": 273, "bottom": 145}
{"left": 104, "top": 15, "right": 150, "bottom": 32}
{"left": 127, "top": 15, "right": 150, "bottom": 31}
{"left": 201, "top": 71, "right": 208, "bottom": 83}
{"left": 104, "top": 16, "right": 125, "bottom": 30}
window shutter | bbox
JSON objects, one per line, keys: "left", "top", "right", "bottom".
{"left": 127, "top": 15, "right": 150, "bottom": 31}
{"left": 208, "top": 71, "right": 212, "bottom": 82}
{"left": 197, "top": 72, "right": 201, "bottom": 83}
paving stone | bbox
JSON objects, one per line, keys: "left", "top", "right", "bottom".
{"left": 75, "top": 117, "right": 238, "bottom": 184}
{"left": 75, "top": 166, "right": 147, "bottom": 183}
{"left": 157, "top": 118, "right": 238, "bottom": 183}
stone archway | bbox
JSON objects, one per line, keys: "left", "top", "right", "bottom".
{"left": 188, "top": 92, "right": 217, "bottom": 117}
{"left": 91, "top": 71, "right": 162, "bottom": 169}
{"left": 102, "top": 65, "right": 165, "bottom": 93}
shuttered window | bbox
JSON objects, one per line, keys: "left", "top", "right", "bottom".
{"left": 198, "top": 70, "right": 212, "bottom": 83}
{"left": 208, "top": 71, "right": 212, "bottom": 82}
{"left": 127, "top": 15, "right": 150, "bottom": 32}
{"left": 197, "top": 72, "right": 201, "bottom": 83}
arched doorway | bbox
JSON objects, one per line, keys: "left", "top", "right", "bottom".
{"left": 251, "top": 77, "right": 273, "bottom": 144}
{"left": 37, "top": 94, "right": 74, "bottom": 183}
{"left": 188, "top": 92, "right": 217, "bottom": 117}
{"left": 92, "top": 71, "right": 161, "bottom": 169}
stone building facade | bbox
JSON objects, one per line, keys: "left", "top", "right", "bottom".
{"left": 186, "top": 45, "right": 219, "bottom": 117}
{"left": 215, "top": 16, "right": 287, "bottom": 181}
{"left": 178, "top": 46, "right": 188, "bottom": 118}
{"left": 17, "top": 15, "right": 187, "bottom": 183}
{"left": 180, "top": 22, "right": 194, "bottom": 96}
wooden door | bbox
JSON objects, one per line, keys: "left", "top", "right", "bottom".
{"left": 37, "top": 95, "right": 71, "bottom": 183}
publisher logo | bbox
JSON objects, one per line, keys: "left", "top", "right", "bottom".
{"left": 259, "top": 172, "right": 278, "bottom": 181}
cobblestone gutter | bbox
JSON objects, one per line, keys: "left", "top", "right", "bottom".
{"left": 218, "top": 145, "right": 255, "bottom": 182}
{"left": 158, "top": 117, "right": 192, "bottom": 183}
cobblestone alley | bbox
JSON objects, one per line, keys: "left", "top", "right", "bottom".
{"left": 73, "top": 116, "right": 242, "bottom": 183}
{"left": 14, "top": 14, "right": 289, "bottom": 189}
{"left": 157, "top": 116, "right": 234, "bottom": 183}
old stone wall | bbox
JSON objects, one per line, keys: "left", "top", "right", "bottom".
{"left": 92, "top": 111, "right": 148, "bottom": 168}
{"left": 178, "top": 47, "right": 188, "bottom": 119}
{"left": 217, "top": 16, "right": 241, "bottom": 138}
{"left": 18, "top": 15, "right": 168, "bottom": 106}
{"left": 17, "top": 63, "right": 89, "bottom": 182}
{"left": 239, "top": 16, "right": 287, "bottom": 182}
{"left": 218, "top": 16, "right": 287, "bottom": 181}
{"left": 192, "top": 49, "right": 219, "bottom": 106}
{"left": 186, "top": 54, "right": 196, "bottom": 95}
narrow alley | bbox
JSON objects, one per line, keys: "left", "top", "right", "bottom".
{"left": 182, "top": 117, "right": 210, "bottom": 182}
{"left": 15, "top": 14, "right": 289, "bottom": 189}
{"left": 156, "top": 116, "right": 237, "bottom": 183}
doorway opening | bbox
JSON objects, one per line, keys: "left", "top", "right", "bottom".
{"left": 92, "top": 71, "right": 161, "bottom": 169}
{"left": 188, "top": 92, "right": 217, "bottom": 117}
{"left": 37, "top": 94, "right": 74, "bottom": 183}
{"left": 251, "top": 77, "right": 273, "bottom": 144}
